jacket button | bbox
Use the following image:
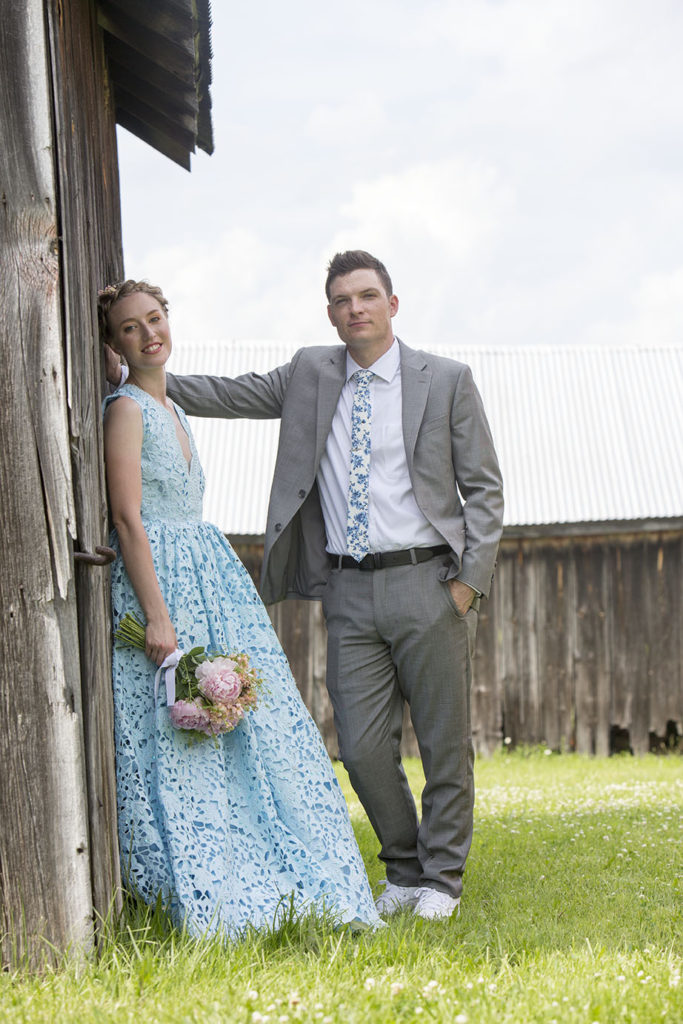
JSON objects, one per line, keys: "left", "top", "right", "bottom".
{"left": 298, "top": 489, "right": 306, "bottom": 499}
{"left": 274, "top": 523, "right": 282, "bottom": 532}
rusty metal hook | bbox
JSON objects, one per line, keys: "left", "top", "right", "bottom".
{"left": 74, "top": 545, "right": 116, "bottom": 566}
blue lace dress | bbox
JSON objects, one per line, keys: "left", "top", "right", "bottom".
{"left": 106, "top": 384, "right": 379, "bottom": 935}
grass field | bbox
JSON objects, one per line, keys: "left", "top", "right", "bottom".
{"left": 1, "top": 751, "right": 681, "bottom": 1023}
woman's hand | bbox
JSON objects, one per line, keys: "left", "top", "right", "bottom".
{"left": 145, "top": 614, "right": 178, "bottom": 666}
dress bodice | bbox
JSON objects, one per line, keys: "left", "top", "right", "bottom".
{"left": 104, "top": 383, "right": 205, "bottom": 522}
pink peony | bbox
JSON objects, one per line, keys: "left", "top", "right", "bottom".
{"left": 169, "top": 699, "right": 213, "bottom": 735}
{"left": 195, "top": 657, "right": 243, "bottom": 706}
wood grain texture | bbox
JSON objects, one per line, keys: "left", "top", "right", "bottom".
{"left": 45, "top": 0, "right": 123, "bottom": 929}
{"left": 0, "top": 0, "right": 93, "bottom": 967}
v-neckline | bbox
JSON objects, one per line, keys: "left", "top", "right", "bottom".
{"left": 129, "top": 384, "right": 193, "bottom": 474}
{"left": 165, "top": 401, "right": 193, "bottom": 474}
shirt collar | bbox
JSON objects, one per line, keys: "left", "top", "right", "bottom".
{"left": 346, "top": 338, "right": 399, "bottom": 384}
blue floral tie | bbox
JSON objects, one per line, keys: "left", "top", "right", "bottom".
{"left": 347, "top": 369, "right": 374, "bottom": 561}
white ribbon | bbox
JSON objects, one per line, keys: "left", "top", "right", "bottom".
{"left": 154, "top": 648, "right": 184, "bottom": 708}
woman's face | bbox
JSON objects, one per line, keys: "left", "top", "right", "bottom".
{"left": 107, "top": 292, "right": 171, "bottom": 371}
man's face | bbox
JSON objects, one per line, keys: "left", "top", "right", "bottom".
{"left": 326, "top": 268, "right": 398, "bottom": 356}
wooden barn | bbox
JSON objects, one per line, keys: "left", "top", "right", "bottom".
{"left": 0, "top": 0, "right": 213, "bottom": 966}
{"left": 171, "top": 341, "right": 683, "bottom": 759}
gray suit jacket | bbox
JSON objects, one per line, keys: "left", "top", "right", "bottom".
{"left": 166, "top": 340, "right": 504, "bottom": 604}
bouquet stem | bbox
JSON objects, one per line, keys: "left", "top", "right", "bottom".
{"left": 114, "top": 612, "right": 147, "bottom": 651}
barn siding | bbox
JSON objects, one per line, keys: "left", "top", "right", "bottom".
{"left": 234, "top": 530, "right": 683, "bottom": 760}
{"left": 47, "top": 0, "right": 124, "bottom": 937}
{"left": 0, "top": 0, "right": 123, "bottom": 966}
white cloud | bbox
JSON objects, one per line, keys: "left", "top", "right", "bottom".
{"left": 306, "top": 94, "right": 387, "bottom": 144}
{"left": 126, "top": 228, "right": 332, "bottom": 347}
{"left": 586, "top": 267, "right": 683, "bottom": 347}
{"left": 334, "top": 158, "right": 513, "bottom": 261}
{"left": 117, "top": 1, "right": 683, "bottom": 354}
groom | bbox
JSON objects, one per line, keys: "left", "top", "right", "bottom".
{"left": 161, "top": 250, "right": 503, "bottom": 918}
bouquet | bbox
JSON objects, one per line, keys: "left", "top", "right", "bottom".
{"left": 115, "top": 612, "right": 264, "bottom": 739}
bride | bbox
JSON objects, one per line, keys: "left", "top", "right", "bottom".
{"left": 99, "top": 279, "right": 380, "bottom": 935}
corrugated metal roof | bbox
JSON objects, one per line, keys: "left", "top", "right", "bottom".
{"left": 99, "top": 0, "right": 213, "bottom": 169}
{"left": 169, "top": 341, "right": 683, "bottom": 534}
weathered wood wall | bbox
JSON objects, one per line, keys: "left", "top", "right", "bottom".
{"left": 47, "top": 0, "right": 123, "bottom": 936}
{"left": 236, "top": 529, "right": 683, "bottom": 760}
{"left": 0, "top": 0, "right": 122, "bottom": 966}
{"left": 481, "top": 530, "right": 683, "bottom": 756}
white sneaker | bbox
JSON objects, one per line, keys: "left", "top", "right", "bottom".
{"left": 413, "top": 886, "right": 461, "bottom": 920}
{"left": 374, "top": 880, "right": 420, "bottom": 915}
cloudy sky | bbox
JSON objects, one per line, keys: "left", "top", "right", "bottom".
{"left": 118, "top": 0, "right": 683, "bottom": 352}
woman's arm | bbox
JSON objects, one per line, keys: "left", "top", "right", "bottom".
{"left": 104, "top": 397, "right": 177, "bottom": 665}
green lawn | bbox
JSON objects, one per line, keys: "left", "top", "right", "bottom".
{"left": 2, "top": 752, "right": 681, "bottom": 1023}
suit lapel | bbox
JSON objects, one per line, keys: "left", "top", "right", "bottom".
{"left": 315, "top": 346, "right": 346, "bottom": 466}
{"left": 399, "top": 340, "right": 431, "bottom": 466}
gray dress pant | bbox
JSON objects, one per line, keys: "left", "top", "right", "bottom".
{"left": 322, "top": 555, "right": 477, "bottom": 899}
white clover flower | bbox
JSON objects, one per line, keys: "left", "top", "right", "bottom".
{"left": 390, "top": 982, "right": 404, "bottom": 996}
{"left": 364, "top": 978, "right": 377, "bottom": 990}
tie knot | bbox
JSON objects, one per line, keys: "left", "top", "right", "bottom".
{"left": 352, "top": 369, "right": 374, "bottom": 387}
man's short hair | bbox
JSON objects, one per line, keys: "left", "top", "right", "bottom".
{"left": 325, "top": 250, "right": 393, "bottom": 300}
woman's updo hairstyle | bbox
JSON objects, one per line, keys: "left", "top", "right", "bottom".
{"left": 97, "top": 280, "right": 169, "bottom": 342}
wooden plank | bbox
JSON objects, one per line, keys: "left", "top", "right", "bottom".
{"left": 573, "top": 543, "right": 606, "bottom": 753}
{"left": 0, "top": 0, "right": 93, "bottom": 967}
{"left": 45, "top": 0, "right": 124, "bottom": 929}
{"left": 101, "top": 0, "right": 193, "bottom": 51}
{"left": 114, "top": 83, "right": 197, "bottom": 149}
{"left": 115, "top": 109, "right": 192, "bottom": 170}
{"left": 628, "top": 542, "right": 651, "bottom": 754}
{"left": 471, "top": 581, "right": 502, "bottom": 755}
{"left": 595, "top": 546, "right": 611, "bottom": 756}
{"left": 611, "top": 541, "right": 650, "bottom": 753}
{"left": 525, "top": 546, "right": 542, "bottom": 744}
{"left": 497, "top": 548, "right": 520, "bottom": 744}
{"left": 98, "top": 3, "right": 194, "bottom": 80}
{"left": 647, "top": 536, "right": 682, "bottom": 746}
{"left": 537, "top": 547, "right": 570, "bottom": 751}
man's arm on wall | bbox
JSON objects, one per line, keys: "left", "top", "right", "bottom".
{"left": 165, "top": 361, "right": 293, "bottom": 420}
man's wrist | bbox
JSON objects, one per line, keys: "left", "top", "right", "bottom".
{"left": 455, "top": 579, "right": 480, "bottom": 598}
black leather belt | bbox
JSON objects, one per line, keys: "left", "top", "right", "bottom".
{"left": 330, "top": 544, "right": 451, "bottom": 571}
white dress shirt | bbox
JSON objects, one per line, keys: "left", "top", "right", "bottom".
{"left": 317, "top": 340, "right": 446, "bottom": 555}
